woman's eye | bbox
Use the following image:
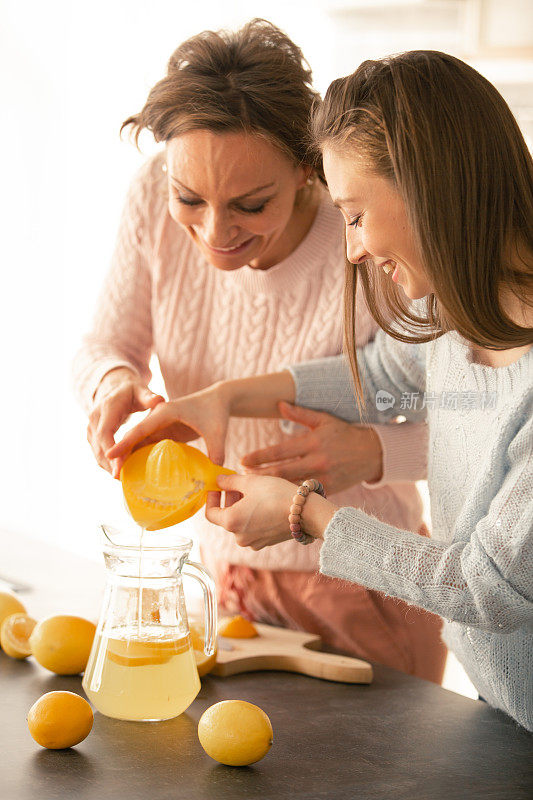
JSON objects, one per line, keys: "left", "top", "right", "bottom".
{"left": 348, "top": 213, "right": 362, "bottom": 228}
{"left": 176, "top": 196, "right": 267, "bottom": 214}
{"left": 177, "top": 195, "right": 202, "bottom": 207}
{"left": 237, "top": 202, "right": 268, "bottom": 214}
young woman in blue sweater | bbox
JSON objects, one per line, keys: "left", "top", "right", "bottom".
{"left": 109, "top": 51, "right": 533, "bottom": 730}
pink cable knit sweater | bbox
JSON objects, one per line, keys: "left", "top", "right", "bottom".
{"left": 73, "top": 153, "right": 427, "bottom": 573}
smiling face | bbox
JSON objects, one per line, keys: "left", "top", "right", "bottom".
{"left": 166, "top": 130, "right": 313, "bottom": 271}
{"left": 322, "top": 145, "right": 432, "bottom": 300}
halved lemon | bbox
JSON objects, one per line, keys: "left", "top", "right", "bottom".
{"left": 0, "top": 612, "right": 37, "bottom": 659}
{"left": 219, "top": 615, "right": 258, "bottom": 639}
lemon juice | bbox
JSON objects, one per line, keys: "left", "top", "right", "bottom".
{"left": 82, "top": 625, "right": 200, "bottom": 721}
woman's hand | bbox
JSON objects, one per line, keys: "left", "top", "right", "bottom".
{"left": 206, "top": 473, "right": 337, "bottom": 550}
{"left": 240, "top": 401, "right": 383, "bottom": 493}
{"left": 88, "top": 368, "right": 165, "bottom": 474}
{"left": 106, "top": 382, "right": 231, "bottom": 476}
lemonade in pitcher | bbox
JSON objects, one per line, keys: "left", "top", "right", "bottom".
{"left": 82, "top": 526, "right": 216, "bottom": 722}
{"left": 84, "top": 624, "right": 200, "bottom": 721}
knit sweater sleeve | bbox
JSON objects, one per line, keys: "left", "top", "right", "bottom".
{"left": 320, "top": 403, "right": 533, "bottom": 633}
{"left": 363, "top": 421, "right": 429, "bottom": 485}
{"left": 72, "top": 163, "right": 156, "bottom": 413}
{"left": 289, "top": 328, "right": 428, "bottom": 425}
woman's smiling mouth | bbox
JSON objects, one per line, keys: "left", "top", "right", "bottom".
{"left": 198, "top": 234, "right": 257, "bottom": 256}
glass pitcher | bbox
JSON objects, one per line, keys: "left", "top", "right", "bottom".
{"left": 82, "top": 525, "right": 216, "bottom": 722}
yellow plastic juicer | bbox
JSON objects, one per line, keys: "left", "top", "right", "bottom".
{"left": 120, "top": 439, "right": 234, "bottom": 530}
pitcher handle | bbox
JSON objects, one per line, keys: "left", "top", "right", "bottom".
{"left": 182, "top": 560, "right": 217, "bottom": 657}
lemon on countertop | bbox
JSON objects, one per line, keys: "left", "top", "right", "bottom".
{"left": 27, "top": 691, "right": 93, "bottom": 749}
{"left": 198, "top": 700, "right": 273, "bottom": 766}
{"left": 30, "top": 615, "right": 96, "bottom": 675}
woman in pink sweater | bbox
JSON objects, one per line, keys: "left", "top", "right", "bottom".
{"left": 73, "top": 19, "right": 446, "bottom": 681}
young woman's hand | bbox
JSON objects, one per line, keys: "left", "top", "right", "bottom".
{"left": 106, "top": 382, "right": 230, "bottom": 476}
{"left": 206, "top": 473, "right": 337, "bottom": 550}
{"left": 88, "top": 368, "right": 165, "bottom": 474}
{"left": 105, "top": 371, "right": 296, "bottom": 479}
{"left": 240, "top": 401, "right": 383, "bottom": 492}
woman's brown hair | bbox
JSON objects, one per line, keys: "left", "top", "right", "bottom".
{"left": 310, "top": 51, "right": 533, "bottom": 392}
{"left": 122, "top": 18, "right": 319, "bottom": 170}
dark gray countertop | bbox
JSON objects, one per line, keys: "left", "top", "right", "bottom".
{"left": 1, "top": 532, "right": 532, "bottom": 800}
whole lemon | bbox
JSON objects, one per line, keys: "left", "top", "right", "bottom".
{"left": 0, "top": 592, "right": 26, "bottom": 647}
{"left": 27, "top": 691, "right": 93, "bottom": 749}
{"left": 30, "top": 615, "right": 96, "bottom": 675}
{"left": 198, "top": 700, "right": 273, "bottom": 766}
{"left": 0, "top": 612, "right": 37, "bottom": 659}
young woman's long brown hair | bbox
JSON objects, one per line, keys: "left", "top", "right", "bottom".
{"left": 310, "top": 51, "right": 533, "bottom": 392}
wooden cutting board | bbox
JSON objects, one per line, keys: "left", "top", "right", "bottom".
{"left": 211, "top": 622, "right": 373, "bottom": 684}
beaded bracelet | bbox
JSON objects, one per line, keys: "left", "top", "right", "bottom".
{"left": 288, "top": 478, "right": 326, "bottom": 545}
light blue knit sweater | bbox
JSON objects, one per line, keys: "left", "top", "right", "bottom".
{"left": 290, "top": 329, "right": 533, "bottom": 731}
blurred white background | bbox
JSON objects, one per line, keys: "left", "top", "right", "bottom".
{"left": 1, "top": 0, "right": 532, "bottom": 698}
